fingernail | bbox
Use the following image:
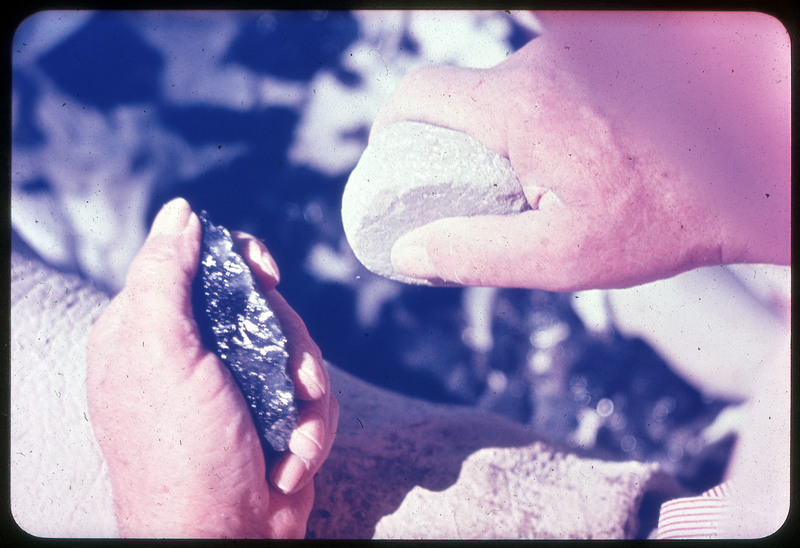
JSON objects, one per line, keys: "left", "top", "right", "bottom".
{"left": 274, "top": 453, "right": 307, "bottom": 494}
{"left": 256, "top": 244, "right": 281, "bottom": 284}
{"left": 290, "top": 411, "right": 325, "bottom": 460}
{"left": 538, "top": 190, "right": 564, "bottom": 212}
{"left": 246, "top": 238, "right": 281, "bottom": 284}
{"left": 150, "top": 198, "right": 191, "bottom": 236}
{"left": 391, "top": 241, "right": 437, "bottom": 279}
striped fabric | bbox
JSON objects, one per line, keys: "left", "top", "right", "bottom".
{"left": 656, "top": 481, "right": 733, "bottom": 539}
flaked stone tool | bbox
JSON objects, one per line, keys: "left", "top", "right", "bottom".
{"left": 342, "top": 121, "right": 530, "bottom": 285}
{"left": 192, "top": 211, "right": 298, "bottom": 466}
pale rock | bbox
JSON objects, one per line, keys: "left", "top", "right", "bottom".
{"left": 308, "top": 365, "right": 679, "bottom": 539}
{"left": 342, "top": 122, "right": 529, "bottom": 284}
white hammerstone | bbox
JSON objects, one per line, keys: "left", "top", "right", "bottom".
{"left": 342, "top": 122, "right": 529, "bottom": 284}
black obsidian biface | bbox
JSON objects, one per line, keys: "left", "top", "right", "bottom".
{"left": 192, "top": 211, "right": 298, "bottom": 457}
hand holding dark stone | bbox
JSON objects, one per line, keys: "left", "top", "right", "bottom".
{"left": 192, "top": 211, "right": 298, "bottom": 455}
{"left": 86, "top": 198, "right": 337, "bottom": 538}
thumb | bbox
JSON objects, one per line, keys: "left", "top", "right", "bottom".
{"left": 123, "top": 197, "right": 201, "bottom": 316}
{"left": 390, "top": 198, "right": 586, "bottom": 291}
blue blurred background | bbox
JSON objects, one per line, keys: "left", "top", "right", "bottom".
{"left": 11, "top": 10, "right": 734, "bottom": 493}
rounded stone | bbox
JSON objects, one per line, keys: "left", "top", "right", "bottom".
{"left": 342, "top": 122, "right": 529, "bottom": 284}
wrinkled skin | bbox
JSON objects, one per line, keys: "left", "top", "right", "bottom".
{"left": 375, "top": 12, "right": 790, "bottom": 290}
{"left": 86, "top": 198, "right": 338, "bottom": 538}
{"left": 370, "top": 11, "right": 790, "bottom": 538}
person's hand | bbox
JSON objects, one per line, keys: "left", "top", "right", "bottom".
{"left": 372, "top": 53, "right": 718, "bottom": 291}
{"left": 372, "top": 13, "right": 789, "bottom": 290}
{"left": 86, "top": 198, "right": 338, "bottom": 538}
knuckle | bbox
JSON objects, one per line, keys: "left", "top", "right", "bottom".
{"left": 398, "top": 65, "right": 472, "bottom": 99}
{"left": 398, "top": 65, "right": 438, "bottom": 88}
{"left": 130, "top": 243, "right": 178, "bottom": 277}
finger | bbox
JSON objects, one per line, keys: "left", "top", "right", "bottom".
{"left": 289, "top": 406, "right": 327, "bottom": 466}
{"left": 232, "top": 231, "right": 281, "bottom": 291}
{"left": 266, "top": 481, "right": 315, "bottom": 539}
{"left": 389, "top": 206, "right": 591, "bottom": 291}
{"left": 123, "top": 197, "right": 201, "bottom": 318}
{"left": 371, "top": 65, "right": 508, "bottom": 158}
{"left": 271, "top": 396, "right": 336, "bottom": 495}
{"left": 233, "top": 233, "right": 328, "bottom": 399}
{"left": 265, "top": 289, "right": 329, "bottom": 402}
{"left": 290, "top": 350, "right": 327, "bottom": 402}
